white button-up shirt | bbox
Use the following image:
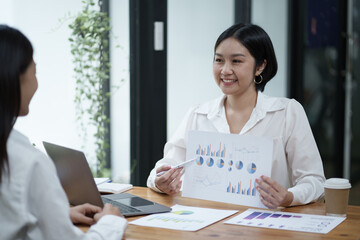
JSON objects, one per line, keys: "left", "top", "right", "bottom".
{"left": 147, "top": 92, "right": 325, "bottom": 206}
{"left": 0, "top": 129, "right": 127, "bottom": 240}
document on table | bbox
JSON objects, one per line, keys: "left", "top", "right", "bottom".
{"left": 94, "top": 178, "right": 110, "bottom": 185}
{"left": 225, "top": 209, "right": 346, "bottom": 234}
{"left": 182, "top": 130, "right": 273, "bottom": 208}
{"left": 129, "top": 204, "right": 238, "bottom": 231}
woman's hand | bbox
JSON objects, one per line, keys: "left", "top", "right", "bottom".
{"left": 70, "top": 203, "right": 102, "bottom": 225}
{"left": 93, "top": 203, "right": 123, "bottom": 222}
{"left": 256, "top": 175, "right": 294, "bottom": 208}
{"left": 155, "top": 165, "right": 183, "bottom": 195}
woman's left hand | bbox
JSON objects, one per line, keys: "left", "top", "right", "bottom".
{"left": 255, "top": 175, "right": 294, "bottom": 208}
{"left": 70, "top": 203, "right": 102, "bottom": 225}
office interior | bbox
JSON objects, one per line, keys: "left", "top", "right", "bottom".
{"left": 1, "top": 0, "right": 359, "bottom": 205}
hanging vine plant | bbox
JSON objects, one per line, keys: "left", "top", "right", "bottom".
{"left": 68, "top": 0, "right": 111, "bottom": 177}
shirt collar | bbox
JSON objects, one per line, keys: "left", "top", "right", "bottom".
{"left": 240, "top": 91, "right": 286, "bottom": 134}
{"left": 194, "top": 91, "right": 286, "bottom": 133}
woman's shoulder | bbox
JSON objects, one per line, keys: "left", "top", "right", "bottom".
{"left": 261, "top": 93, "right": 304, "bottom": 112}
{"left": 7, "top": 130, "right": 49, "bottom": 169}
{"left": 190, "top": 95, "right": 224, "bottom": 115}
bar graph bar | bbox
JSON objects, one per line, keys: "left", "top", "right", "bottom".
{"left": 242, "top": 211, "right": 303, "bottom": 220}
{"left": 244, "top": 212, "right": 262, "bottom": 220}
{"left": 195, "top": 143, "right": 226, "bottom": 158}
{"left": 226, "top": 179, "right": 256, "bottom": 196}
{"left": 256, "top": 213, "right": 272, "bottom": 219}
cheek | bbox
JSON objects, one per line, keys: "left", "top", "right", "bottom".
{"left": 213, "top": 65, "right": 220, "bottom": 78}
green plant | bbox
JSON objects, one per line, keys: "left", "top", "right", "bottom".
{"left": 68, "top": 0, "right": 111, "bottom": 177}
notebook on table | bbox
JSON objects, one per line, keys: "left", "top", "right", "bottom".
{"left": 43, "top": 141, "right": 171, "bottom": 217}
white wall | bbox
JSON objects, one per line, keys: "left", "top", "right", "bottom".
{"left": 0, "top": 0, "right": 83, "bottom": 153}
{"left": 251, "top": 0, "right": 288, "bottom": 97}
{"left": 0, "top": 0, "right": 130, "bottom": 183}
{"left": 167, "top": 0, "right": 234, "bottom": 138}
{"left": 110, "top": 0, "right": 130, "bottom": 183}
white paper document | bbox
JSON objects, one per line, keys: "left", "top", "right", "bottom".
{"left": 97, "top": 183, "right": 133, "bottom": 194}
{"left": 182, "top": 131, "right": 273, "bottom": 208}
{"left": 129, "top": 204, "right": 238, "bottom": 231}
{"left": 225, "top": 208, "right": 346, "bottom": 234}
{"left": 94, "top": 178, "right": 110, "bottom": 185}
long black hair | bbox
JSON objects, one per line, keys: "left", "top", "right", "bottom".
{"left": 214, "top": 23, "right": 278, "bottom": 92}
{"left": 0, "top": 25, "right": 33, "bottom": 183}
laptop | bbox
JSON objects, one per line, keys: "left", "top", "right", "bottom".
{"left": 43, "top": 141, "right": 171, "bottom": 217}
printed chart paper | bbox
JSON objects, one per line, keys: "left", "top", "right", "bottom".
{"left": 183, "top": 131, "right": 273, "bottom": 208}
{"left": 129, "top": 204, "right": 238, "bottom": 231}
{"left": 225, "top": 209, "right": 346, "bottom": 234}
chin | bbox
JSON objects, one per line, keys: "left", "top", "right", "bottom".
{"left": 18, "top": 109, "right": 29, "bottom": 116}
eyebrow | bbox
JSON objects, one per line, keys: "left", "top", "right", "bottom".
{"left": 215, "top": 53, "right": 246, "bottom": 57}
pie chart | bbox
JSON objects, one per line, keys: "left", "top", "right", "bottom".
{"left": 235, "top": 161, "right": 243, "bottom": 170}
{"left": 247, "top": 163, "right": 256, "bottom": 174}
{"left": 206, "top": 158, "right": 214, "bottom": 167}
{"left": 196, "top": 156, "right": 204, "bottom": 166}
{"left": 172, "top": 210, "right": 194, "bottom": 215}
{"left": 217, "top": 159, "right": 224, "bottom": 168}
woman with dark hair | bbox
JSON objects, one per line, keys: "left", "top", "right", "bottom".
{"left": 147, "top": 23, "right": 325, "bottom": 208}
{"left": 0, "top": 25, "right": 126, "bottom": 239}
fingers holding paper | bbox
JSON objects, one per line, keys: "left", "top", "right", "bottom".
{"left": 155, "top": 165, "right": 183, "bottom": 195}
{"left": 256, "top": 175, "right": 294, "bottom": 209}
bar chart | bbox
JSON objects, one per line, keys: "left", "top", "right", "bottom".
{"left": 226, "top": 179, "right": 256, "bottom": 196}
{"left": 225, "top": 209, "right": 346, "bottom": 234}
{"left": 195, "top": 143, "right": 226, "bottom": 158}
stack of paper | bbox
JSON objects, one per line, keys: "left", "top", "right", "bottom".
{"left": 94, "top": 178, "right": 110, "bottom": 185}
{"left": 97, "top": 183, "right": 133, "bottom": 194}
{"left": 94, "top": 178, "right": 133, "bottom": 194}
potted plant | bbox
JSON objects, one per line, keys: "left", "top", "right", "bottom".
{"left": 68, "top": 0, "right": 112, "bottom": 177}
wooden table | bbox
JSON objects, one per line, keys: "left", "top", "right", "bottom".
{"left": 78, "top": 187, "right": 360, "bottom": 240}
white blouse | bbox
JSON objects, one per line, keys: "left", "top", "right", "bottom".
{"left": 0, "top": 129, "right": 127, "bottom": 240}
{"left": 147, "top": 92, "right": 326, "bottom": 206}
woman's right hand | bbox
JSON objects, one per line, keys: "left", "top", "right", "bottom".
{"left": 93, "top": 203, "right": 123, "bottom": 222}
{"left": 155, "top": 165, "right": 183, "bottom": 195}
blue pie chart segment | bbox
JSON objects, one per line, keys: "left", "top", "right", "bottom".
{"left": 196, "top": 156, "right": 204, "bottom": 166}
{"left": 206, "top": 158, "right": 214, "bottom": 167}
{"left": 236, "top": 161, "right": 243, "bottom": 170}
{"left": 217, "top": 159, "right": 224, "bottom": 168}
{"left": 247, "top": 163, "right": 256, "bottom": 174}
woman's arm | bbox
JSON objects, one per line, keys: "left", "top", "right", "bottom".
{"left": 147, "top": 106, "right": 197, "bottom": 193}
{"left": 284, "top": 99, "right": 326, "bottom": 206}
{"left": 27, "top": 153, "right": 126, "bottom": 240}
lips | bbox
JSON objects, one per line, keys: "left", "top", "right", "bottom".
{"left": 222, "top": 79, "right": 237, "bottom": 83}
{"left": 221, "top": 78, "right": 237, "bottom": 86}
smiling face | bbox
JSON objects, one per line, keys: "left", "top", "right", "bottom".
{"left": 213, "top": 37, "right": 265, "bottom": 97}
{"left": 19, "top": 60, "right": 38, "bottom": 116}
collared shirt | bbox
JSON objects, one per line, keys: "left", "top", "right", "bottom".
{"left": 0, "top": 129, "right": 127, "bottom": 240}
{"left": 147, "top": 92, "right": 325, "bottom": 206}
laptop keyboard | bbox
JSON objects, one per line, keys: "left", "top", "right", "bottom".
{"left": 101, "top": 197, "right": 142, "bottom": 214}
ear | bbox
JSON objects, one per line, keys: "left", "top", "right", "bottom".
{"left": 256, "top": 59, "right": 267, "bottom": 76}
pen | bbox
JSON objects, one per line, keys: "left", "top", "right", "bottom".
{"left": 156, "top": 158, "right": 197, "bottom": 177}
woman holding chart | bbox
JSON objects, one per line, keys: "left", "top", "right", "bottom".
{"left": 147, "top": 23, "right": 325, "bottom": 208}
{"left": 0, "top": 25, "right": 126, "bottom": 239}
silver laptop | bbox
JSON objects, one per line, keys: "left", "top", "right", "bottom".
{"left": 43, "top": 141, "right": 171, "bottom": 217}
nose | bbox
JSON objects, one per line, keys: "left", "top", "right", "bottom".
{"left": 221, "top": 62, "right": 233, "bottom": 75}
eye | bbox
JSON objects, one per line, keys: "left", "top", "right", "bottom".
{"left": 233, "top": 59, "right": 241, "bottom": 63}
{"left": 214, "top": 58, "right": 223, "bottom": 63}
